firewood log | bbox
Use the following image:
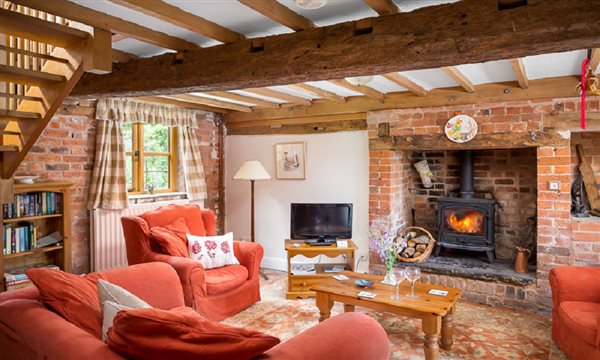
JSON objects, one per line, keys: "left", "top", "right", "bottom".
{"left": 407, "top": 240, "right": 416, "bottom": 247}
{"left": 403, "top": 247, "right": 416, "bottom": 257}
{"left": 412, "top": 236, "right": 430, "bottom": 244}
{"left": 416, "top": 244, "right": 427, "bottom": 253}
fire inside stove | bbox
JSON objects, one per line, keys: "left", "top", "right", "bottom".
{"left": 445, "top": 209, "right": 484, "bottom": 235}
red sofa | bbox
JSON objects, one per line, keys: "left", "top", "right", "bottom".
{"left": 549, "top": 266, "right": 600, "bottom": 360}
{"left": 0, "top": 262, "right": 390, "bottom": 360}
{"left": 121, "top": 204, "right": 263, "bottom": 321}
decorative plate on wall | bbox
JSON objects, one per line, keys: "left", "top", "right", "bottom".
{"left": 445, "top": 115, "right": 478, "bottom": 143}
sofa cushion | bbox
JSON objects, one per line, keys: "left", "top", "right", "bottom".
{"left": 107, "top": 306, "right": 280, "bottom": 360}
{"left": 150, "top": 217, "right": 190, "bottom": 257}
{"left": 98, "top": 279, "right": 151, "bottom": 341}
{"left": 558, "top": 301, "right": 600, "bottom": 346}
{"left": 141, "top": 204, "right": 207, "bottom": 236}
{"left": 188, "top": 232, "right": 240, "bottom": 269}
{"left": 26, "top": 268, "right": 106, "bottom": 339}
{"left": 205, "top": 265, "right": 249, "bottom": 296}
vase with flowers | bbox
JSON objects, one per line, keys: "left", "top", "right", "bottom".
{"left": 370, "top": 229, "right": 406, "bottom": 285}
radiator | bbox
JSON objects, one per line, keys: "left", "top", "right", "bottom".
{"left": 90, "top": 199, "right": 192, "bottom": 272}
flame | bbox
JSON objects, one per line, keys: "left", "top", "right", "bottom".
{"left": 447, "top": 211, "right": 484, "bottom": 234}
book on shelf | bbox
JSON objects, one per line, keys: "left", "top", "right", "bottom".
{"left": 4, "top": 263, "right": 59, "bottom": 285}
{"left": 2, "top": 221, "right": 36, "bottom": 255}
{"left": 2, "top": 192, "right": 62, "bottom": 219}
{"left": 291, "top": 263, "right": 316, "bottom": 275}
{"left": 323, "top": 264, "right": 346, "bottom": 273}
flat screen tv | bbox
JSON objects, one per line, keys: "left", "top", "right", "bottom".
{"left": 290, "top": 203, "right": 352, "bottom": 243}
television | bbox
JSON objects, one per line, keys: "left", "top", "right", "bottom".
{"left": 290, "top": 203, "right": 353, "bottom": 244}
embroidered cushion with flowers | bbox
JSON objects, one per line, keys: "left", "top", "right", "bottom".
{"left": 187, "top": 232, "right": 240, "bottom": 269}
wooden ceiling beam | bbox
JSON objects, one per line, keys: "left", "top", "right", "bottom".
{"left": 330, "top": 79, "right": 385, "bottom": 101}
{"left": 206, "top": 91, "right": 281, "bottom": 109}
{"left": 381, "top": 73, "right": 427, "bottom": 96}
{"left": 71, "top": 0, "right": 600, "bottom": 98}
{"left": 287, "top": 83, "right": 346, "bottom": 103}
{"left": 0, "top": 8, "right": 88, "bottom": 48}
{"left": 138, "top": 96, "right": 229, "bottom": 113}
{"left": 243, "top": 88, "right": 312, "bottom": 107}
{"left": 11, "top": 0, "right": 199, "bottom": 51}
{"left": 363, "top": 0, "right": 399, "bottom": 15}
{"left": 112, "top": 49, "right": 138, "bottom": 63}
{"left": 442, "top": 66, "right": 476, "bottom": 93}
{"left": 509, "top": 58, "right": 529, "bottom": 89}
{"left": 225, "top": 76, "right": 580, "bottom": 123}
{"left": 109, "top": 0, "right": 244, "bottom": 43}
{"left": 238, "top": 0, "right": 314, "bottom": 31}
{"left": 590, "top": 48, "right": 600, "bottom": 72}
{"left": 167, "top": 94, "right": 253, "bottom": 112}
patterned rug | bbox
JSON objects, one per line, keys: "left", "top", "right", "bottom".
{"left": 223, "top": 271, "right": 568, "bottom": 359}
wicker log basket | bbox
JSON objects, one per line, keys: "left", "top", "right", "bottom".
{"left": 395, "top": 226, "right": 436, "bottom": 263}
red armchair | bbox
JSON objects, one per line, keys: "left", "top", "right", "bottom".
{"left": 121, "top": 204, "right": 263, "bottom": 321}
{"left": 549, "top": 266, "right": 600, "bottom": 360}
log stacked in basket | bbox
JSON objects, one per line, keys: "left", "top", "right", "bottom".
{"left": 397, "top": 232, "right": 431, "bottom": 259}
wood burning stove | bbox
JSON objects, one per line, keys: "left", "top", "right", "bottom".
{"left": 435, "top": 151, "right": 496, "bottom": 263}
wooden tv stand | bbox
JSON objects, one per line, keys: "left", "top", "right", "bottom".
{"left": 284, "top": 239, "right": 357, "bottom": 299}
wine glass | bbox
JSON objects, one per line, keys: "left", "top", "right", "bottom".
{"left": 391, "top": 267, "right": 405, "bottom": 301}
{"left": 405, "top": 266, "right": 421, "bottom": 299}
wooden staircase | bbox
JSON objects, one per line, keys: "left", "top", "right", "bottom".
{"left": 0, "top": 2, "right": 96, "bottom": 179}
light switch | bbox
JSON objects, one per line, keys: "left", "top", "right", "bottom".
{"left": 548, "top": 181, "right": 560, "bottom": 191}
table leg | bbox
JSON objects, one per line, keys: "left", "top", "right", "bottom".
{"left": 344, "top": 304, "right": 355, "bottom": 313}
{"left": 316, "top": 292, "right": 333, "bottom": 322}
{"left": 440, "top": 305, "right": 455, "bottom": 350}
{"left": 422, "top": 315, "right": 441, "bottom": 360}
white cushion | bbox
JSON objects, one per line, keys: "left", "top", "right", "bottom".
{"left": 98, "top": 279, "right": 151, "bottom": 341}
{"left": 187, "top": 232, "right": 240, "bottom": 269}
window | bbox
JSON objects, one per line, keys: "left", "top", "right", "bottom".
{"left": 123, "top": 123, "right": 177, "bottom": 193}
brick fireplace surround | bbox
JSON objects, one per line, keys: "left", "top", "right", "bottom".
{"left": 368, "top": 97, "right": 600, "bottom": 312}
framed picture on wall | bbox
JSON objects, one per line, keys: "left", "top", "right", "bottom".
{"left": 275, "top": 142, "right": 306, "bottom": 180}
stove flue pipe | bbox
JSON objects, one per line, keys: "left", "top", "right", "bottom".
{"left": 460, "top": 150, "right": 475, "bottom": 199}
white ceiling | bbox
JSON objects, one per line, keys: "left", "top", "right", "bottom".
{"left": 69, "top": 0, "right": 596, "bottom": 103}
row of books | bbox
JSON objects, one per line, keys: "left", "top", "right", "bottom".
{"left": 2, "top": 222, "right": 36, "bottom": 255}
{"left": 2, "top": 192, "right": 62, "bottom": 219}
{"left": 4, "top": 263, "right": 59, "bottom": 291}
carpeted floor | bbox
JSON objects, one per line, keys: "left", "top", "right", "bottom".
{"left": 223, "top": 270, "right": 568, "bottom": 360}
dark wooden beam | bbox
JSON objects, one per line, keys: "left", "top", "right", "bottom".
{"left": 227, "top": 119, "right": 367, "bottom": 135}
{"left": 70, "top": 0, "right": 600, "bottom": 98}
{"left": 370, "top": 131, "right": 569, "bottom": 151}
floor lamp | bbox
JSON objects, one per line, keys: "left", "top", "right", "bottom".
{"left": 233, "top": 160, "right": 271, "bottom": 280}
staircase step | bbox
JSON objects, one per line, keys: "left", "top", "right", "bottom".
{"left": 0, "top": 92, "right": 44, "bottom": 103}
{"left": 0, "top": 8, "right": 88, "bottom": 48}
{"left": 0, "top": 130, "right": 21, "bottom": 136}
{"left": 0, "top": 45, "right": 71, "bottom": 65}
{"left": 0, "top": 65, "right": 66, "bottom": 87}
{"left": 0, "top": 109, "right": 41, "bottom": 121}
{"left": 0, "top": 146, "right": 19, "bottom": 152}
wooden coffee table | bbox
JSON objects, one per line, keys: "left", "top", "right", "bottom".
{"left": 311, "top": 271, "right": 463, "bottom": 360}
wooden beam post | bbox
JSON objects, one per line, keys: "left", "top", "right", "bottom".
{"left": 84, "top": 27, "right": 113, "bottom": 74}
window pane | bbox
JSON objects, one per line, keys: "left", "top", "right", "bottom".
{"left": 125, "top": 155, "right": 133, "bottom": 191}
{"left": 144, "top": 124, "right": 169, "bottom": 153}
{"left": 144, "top": 156, "right": 169, "bottom": 190}
{"left": 122, "top": 122, "right": 133, "bottom": 153}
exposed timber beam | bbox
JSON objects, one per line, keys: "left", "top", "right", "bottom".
{"left": 228, "top": 119, "right": 367, "bottom": 135}
{"left": 0, "top": 8, "right": 88, "bottom": 48}
{"left": 363, "top": 0, "right": 399, "bottom": 15}
{"left": 167, "top": 94, "right": 253, "bottom": 112}
{"left": 330, "top": 79, "right": 385, "bottom": 101}
{"left": 591, "top": 48, "right": 600, "bottom": 72}
{"left": 138, "top": 96, "right": 229, "bottom": 113}
{"left": 381, "top": 73, "right": 427, "bottom": 96}
{"left": 243, "top": 88, "right": 312, "bottom": 107}
{"left": 286, "top": 83, "right": 346, "bottom": 103}
{"left": 238, "top": 0, "right": 314, "bottom": 31}
{"left": 510, "top": 58, "right": 529, "bottom": 89}
{"left": 442, "top": 66, "right": 476, "bottom": 93}
{"left": 225, "top": 76, "right": 580, "bottom": 123}
{"left": 112, "top": 49, "right": 138, "bottom": 63}
{"left": 544, "top": 112, "right": 600, "bottom": 131}
{"left": 11, "top": 0, "right": 199, "bottom": 51}
{"left": 110, "top": 0, "right": 244, "bottom": 43}
{"left": 206, "top": 91, "right": 281, "bottom": 109}
{"left": 71, "top": 0, "right": 600, "bottom": 98}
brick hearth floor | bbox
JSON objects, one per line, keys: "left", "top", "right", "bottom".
{"left": 223, "top": 269, "right": 568, "bottom": 360}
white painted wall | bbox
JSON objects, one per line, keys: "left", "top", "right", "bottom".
{"left": 224, "top": 131, "right": 370, "bottom": 272}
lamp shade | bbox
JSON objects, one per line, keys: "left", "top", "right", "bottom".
{"left": 233, "top": 160, "right": 271, "bottom": 181}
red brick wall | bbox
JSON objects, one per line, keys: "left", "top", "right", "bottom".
{"left": 15, "top": 105, "right": 222, "bottom": 274}
{"left": 367, "top": 96, "right": 599, "bottom": 311}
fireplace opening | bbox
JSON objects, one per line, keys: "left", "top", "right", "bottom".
{"left": 445, "top": 209, "right": 484, "bottom": 235}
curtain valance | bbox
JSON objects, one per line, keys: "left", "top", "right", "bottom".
{"left": 96, "top": 98, "right": 206, "bottom": 128}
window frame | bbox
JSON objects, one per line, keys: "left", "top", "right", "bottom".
{"left": 125, "top": 123, "right": 178, "bottom": 195}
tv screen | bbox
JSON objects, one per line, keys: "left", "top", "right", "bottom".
{"left": 290, "top": 203, "right": 352, "bottom": 240}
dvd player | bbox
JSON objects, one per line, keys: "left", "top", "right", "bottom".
{"left": 304, "top": 239, "right": 336, "bottom": 246}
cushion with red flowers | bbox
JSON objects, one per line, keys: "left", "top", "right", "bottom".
{"left": 187, "top": 232, "right": 240, "bottom": 269}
